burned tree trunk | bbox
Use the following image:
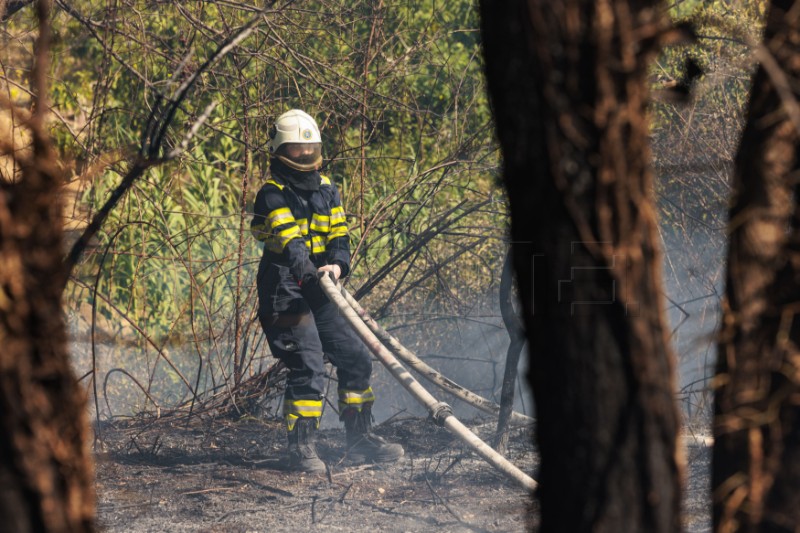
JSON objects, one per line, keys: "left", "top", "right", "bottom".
{"left": 0, "top": 1, "right": 94, "bottom": 531}
{"left": 495, "top": 250, "right": 525, "bottom": 453}
{"left": 714, "top": 1, "right": 800, "bottom": 531}
{"left": 0, "top": 0, "right": 35, "bottom": 21}
{"left": 480, "top": 2, "right": 682, "bottom": 531}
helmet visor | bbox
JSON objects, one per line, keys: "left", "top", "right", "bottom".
{"left": 275, "top": 142, "right": 322, "bottom": 169}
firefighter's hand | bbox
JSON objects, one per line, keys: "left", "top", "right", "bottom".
{"left": 318, "top": 264, "right": 342, "bottom": 281}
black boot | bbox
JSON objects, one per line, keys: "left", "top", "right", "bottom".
{"left": 287, "top": 417, "right": 326, "bottom": 473}
{"left": 343, "top": 406, "right": 404, "bottom": 464}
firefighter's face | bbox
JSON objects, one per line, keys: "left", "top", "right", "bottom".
{"left": 276, "top": 142, "right": 322, "bottom": 170}
{"left": 284, "top": 143, "right": 318, "bottom": 159}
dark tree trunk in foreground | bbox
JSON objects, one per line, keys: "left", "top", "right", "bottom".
{"left": 0, "top": 0, "right": 35, "bottom": 21}
{"left": 0, "top": 1, "right": 94, "bottom": 531}
{"left": 480, "top": 2, "right": 682, "bottom": 531}
{"left": 714, "top": 2, "right": 800, "bottom": 531}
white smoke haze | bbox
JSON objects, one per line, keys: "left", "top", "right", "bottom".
{"left": 654, "top": 137, "right": 734, "bottom": 434}
{"left": 650, "top": 81, "right": 740, "bottom": 531}
{"left": 662, "top": 226, "right": 723, "bottom": 428}
{"left": 345, "top": 300, "right": 533, "bottom": 428}
{"left": 67, "top": 281, "right": 533, "bottom": 430}
{"left": 65, "top": 178, "right": 720, "bottom": 444}
{"left": 660, "top": 206, "right": 722, "bottom": 532}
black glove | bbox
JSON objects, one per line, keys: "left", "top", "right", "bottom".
{"left": 300, "top": 272, "right": 329, "bottom": 311}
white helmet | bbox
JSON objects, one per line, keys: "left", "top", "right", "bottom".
{"left": 268, "top": 109, "right": 323, "bottom": 171}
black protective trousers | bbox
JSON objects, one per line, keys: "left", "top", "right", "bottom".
{"left": 262, "top": 299, "right": 373, "bottom": 402}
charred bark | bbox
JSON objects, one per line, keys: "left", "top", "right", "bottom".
{"left": 480, "top": 2, "right": 682, "bottom": 531}
{"left": 0, "top": 1, "right": 95, "bottom": 531}
{"left": 495, "top": 250, "right": 525, "bottom": 453}
{"left": 714, "top": 1, "right": 800, "bottom": 531}
{"left": 0, "top": 0, "right": 35, "bottom": 20}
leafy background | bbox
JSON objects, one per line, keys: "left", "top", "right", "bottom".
{"left": 0, "top": 0, "right": 766, "bottom": 425}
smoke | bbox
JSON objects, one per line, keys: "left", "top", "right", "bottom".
{"left": 343, "top": 295, "right": 533, "bottom": 428}
{"left": 661, "top": 202, "right": 725, "bottom": 426}
{"left": 67, "top": 228, "right": 722, "bottom": 434}
{"left": 67, "top": 288, "right": 534, "bottom": 431}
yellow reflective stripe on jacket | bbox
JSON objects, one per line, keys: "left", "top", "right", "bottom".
{"left": 301, "top": 237, "right": 330, "bottom": 254}
{"left": 265, "top": 178, "right": 285, "bottom": 190}
{"left": 251, "top": 221, "right": 268, "bottom": 240}
{"left": 276, "top": 225, "right": 302, "bottom": 247}
{"left": 309, "top": 236, "right": 326, "bottom": 254}
{"left": 327, "top": 226, "right": 348, "bottom": 243}
{"left": 330, "top": 206, "right": 346, "bottom": 225}
{"left": 267, "top": 207, "right": 294, "bottom": 228}
{"left": 328, "top": 206, "right": 348, "bottom": 243}
{"left": 261, "top": 207, "right": 303, "bottom": 251}
{"left": 320, "top": 174, "right": 331, "bottom": 186}
{"left": 296, "top": 218, "right": 309, "bottom": 235}
{"left": 310, "top": 213, "right": 331, "bottom": 232}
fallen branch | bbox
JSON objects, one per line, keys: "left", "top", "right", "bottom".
{"left": 424, "top": 476, "right": 464, "bottom": 524}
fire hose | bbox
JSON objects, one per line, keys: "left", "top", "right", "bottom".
{"left": 319, "top": 274, "right": 538, "bottom": 492}
{"left": 337, "top": 285, "right": 534, "bottom": 427}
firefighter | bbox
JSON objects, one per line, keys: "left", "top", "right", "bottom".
{"left": 251, "top": 109, "right": 404, "bottom": 473}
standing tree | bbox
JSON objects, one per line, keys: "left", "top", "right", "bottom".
{"left": 0, "top": 1, "right": 94, "bottom": 531}
{"left": 714, "top": 1, "right": 800, "bottom": 531}
{"left": 480, "top": 2, "right": 683, "bottom": 531}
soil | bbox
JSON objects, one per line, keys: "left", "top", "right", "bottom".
{"left": 94, "top": 415, "right": 712, "bottom": 532}
{"left": 94, "top": 416, "right": 538, "bottom": 532}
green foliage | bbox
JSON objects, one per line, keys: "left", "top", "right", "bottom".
{"left": 0, "top": 0, "right": 769, "bottom": 418}
{"left": 1, "top": 0, "right": 768, "bottom": 416}
{"left": 2, "top": 0, "right": 504, "bottom": 415}
{"left": 652, "top": 0, "right": 765, "bottom": 132}
{"left": 650, "top": 0, "right": 765, "bottom": 244}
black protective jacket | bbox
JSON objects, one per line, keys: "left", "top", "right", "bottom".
{"left": 251, "top": 168, "right": 350, "bottom": 315}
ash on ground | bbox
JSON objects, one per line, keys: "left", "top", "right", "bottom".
{"left": 94, "top": 416, "right": 712, "bottom": 532}
{"left": 95, "top": 416, "right": 537, "bottom": 532}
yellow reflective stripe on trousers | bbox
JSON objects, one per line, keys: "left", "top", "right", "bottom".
{"left": 284, "top": 398, "right": 323, "bottom": 431}
{"left": 285, "top": 413, "right": 321, "bottom": 431}
{"left": 284, "top": 398, "right": 323, "bottom": 417}
{"left": 338, "top": 387, "right": 375, "bottom": 411}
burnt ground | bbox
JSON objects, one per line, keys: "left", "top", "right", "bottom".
{"left": 94, "top": 416, "right": 713, "bottom": 532}
{"left": 94, "top": 416, "right": 538, "bottom": 532}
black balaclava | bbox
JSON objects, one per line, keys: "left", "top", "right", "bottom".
{"left": 271, "top": 158, "right": 321, "bottom": 192}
